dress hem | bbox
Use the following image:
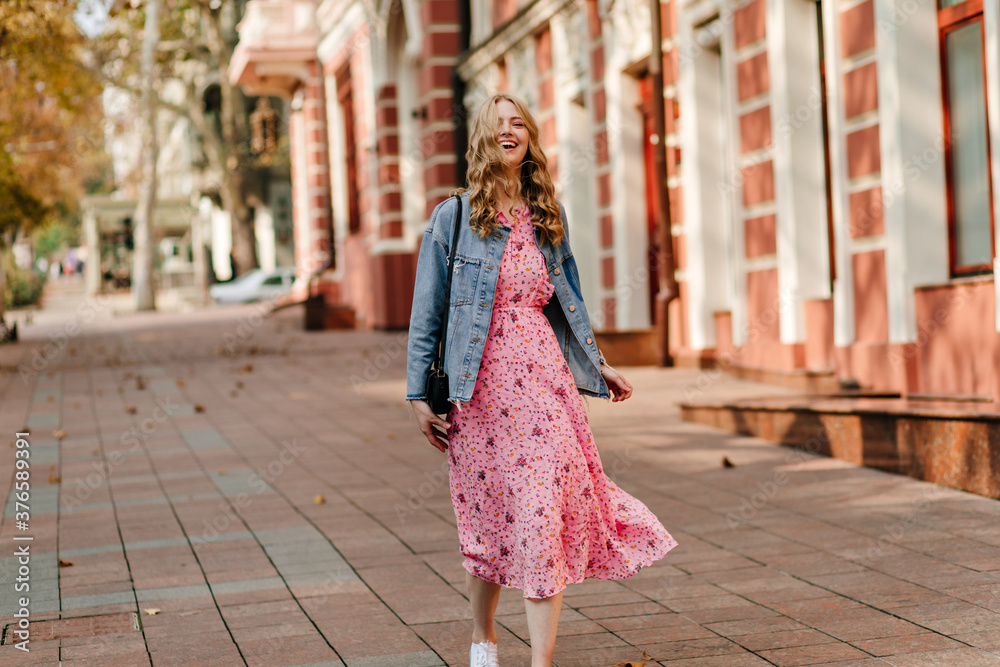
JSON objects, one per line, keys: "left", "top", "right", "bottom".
{"left": 462, "top": 536, "right": 680, "bottom": 600}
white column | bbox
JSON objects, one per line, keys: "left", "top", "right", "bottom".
{"left": 254, "top": 206, "right": 276, "bottom": 271}
{"left": 721, "top": 11, "right": 747, "bottom": 346}
{"left": 822, "top": 0, "right": 855, "bottom": 347}
{"left": 874, "top": 0, "right": 949, "bottom": 342}
{"left": 83, "top": 206, "right": 101, "bottom": 297}
{"left": 767, "top": 0, "right": 832, "bottom": 344}
{"left": 678, "top": 12, "right": 730, "bottom": 349}
{"left": 984, "top": 0, "right": 1000, "bottom": 330}
{"left": 608, "top": 71, "right": 652, "bottom": 330}
{"left": 552, "top": 9, "right": 601, "bottom": 320}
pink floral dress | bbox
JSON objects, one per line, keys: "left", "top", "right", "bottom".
{"left": 447, "top": 204, "right": 677, "bottom": 599}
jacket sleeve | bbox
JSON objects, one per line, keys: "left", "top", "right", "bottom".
{"left": 405, "top": 197, "right": 457, "bottom": 400}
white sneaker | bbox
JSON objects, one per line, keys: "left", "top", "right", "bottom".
{"left": 469, "top": 640, "right": 498, "bottom": 667}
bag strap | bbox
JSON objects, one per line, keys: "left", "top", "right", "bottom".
{"left": 433, "top": 194, "right": 463, "bottom": 375}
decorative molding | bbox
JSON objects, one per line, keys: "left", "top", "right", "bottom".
{"left": 457, "top": 0, "right": 578, "bottom": 81}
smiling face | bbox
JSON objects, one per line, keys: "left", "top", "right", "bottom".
{"left": 495, "top": 98, "right": 529, "bottom": 173}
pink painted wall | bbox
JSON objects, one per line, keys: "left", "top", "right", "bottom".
{"left": 913, "top": 281, "right": 999, "bottom": 398}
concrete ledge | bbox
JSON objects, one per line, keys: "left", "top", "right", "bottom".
{"left": 681, "top": 395, "right": 1000, "bottom": 499}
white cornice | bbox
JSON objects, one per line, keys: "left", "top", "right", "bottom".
{"left": 457, "top": 0, "right": 579, "bottom": 81}
{"left": 317, "top": 2, "right": 368, "bottom": 66}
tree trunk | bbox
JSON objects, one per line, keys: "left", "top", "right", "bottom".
{"left": 132, "top": 0, "right": 159, "bottom": 311}
{"left": 221, "top": 163, "right": 257, "bottom": 276}
{"left": 0, "top": 256, "right": 6, "bottom": 325}
{"left": 214, "top": 2, "right": 257, "bottom": 276}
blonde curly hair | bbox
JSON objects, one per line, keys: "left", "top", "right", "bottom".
{"left": 451, "top": 93, "right": 564, "bottom": 246}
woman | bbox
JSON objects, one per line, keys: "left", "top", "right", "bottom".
{"left": 406, "top": 93, "right": 677, "bottom": 667}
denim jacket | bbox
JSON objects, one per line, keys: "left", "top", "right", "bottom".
{"left": 406, "top": 192, "right": 610, "bottom": 405}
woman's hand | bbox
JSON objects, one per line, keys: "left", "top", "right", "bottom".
{"left": 409, "top": 399, "right": 451, "bottom": 452}
{"left": 601, "top": 365, "right": 633, "bottom": 402}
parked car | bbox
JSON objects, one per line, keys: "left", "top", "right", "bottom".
{"left": 209, "top": 267, "right": 297, "bottom": 304}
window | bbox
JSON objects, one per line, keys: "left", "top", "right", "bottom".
{"left": 336, "top": 63, "right": 361, "bottom": 234}
{"left": 940, "top": 0, "right": 995, "bottom": 275}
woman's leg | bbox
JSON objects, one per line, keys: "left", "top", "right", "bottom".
{"left": 524, "top": 591, "right": 563, "bottom": 667}
{"left": 467, "top": 572, "right": 501, "bottom": 644}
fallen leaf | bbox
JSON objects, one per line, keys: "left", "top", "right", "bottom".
{"left": 126, "top": 405, "right": 137, "bottom": 414}
{"left": 58, "top": 560, "right": 73, "bottom": 567}
{"left": 610, "top": 661, "right": 645, "bottom": 667}
{"left": 722, "top": 456, "right": 735, "bottom": 468}
{"left": 49, "top": 464, "right": 55, "bottom": 469}
{"left": 387, "top": 433, "right": 397, "bottom": 440}
{"left": 230, "top": 390, "right": 238, "bottom": 397}
{"left": 96, "top": 389, "right": 103, "bottom": 396}
{"left": 47, "top": 395, "right": 54, "bottom": 403}
{"left": 53, "top": 429, "right": 66, "bottom": 440}
{"left": 176, "top": 378, "right": 186, "bottom": 387}
{"left": 91, "top": 449, "right": 99, "bottom": 455}
{"left": 313, "top": 494, "right": 326, "bottom": 504}
{"left": 48, "top": 473, "right": 61, "bottom": 484}
{"left": 136, "top": 377, "right": 146, "bottom": 390}
{"left": 194, "top": 404, "right": 205, "bottom": 413}
{"left": 235, "top": 381, "right": 244, "bottom": 389}
{"left": 73, "top": 402, "right": 80, "bottom": 409}
{"left": 362, "top": 434, "right": 372, "bottom": 442}
{"left": 143, "top": 608, "right": 161, "bottom": 615}
{"left": 240, "top": 364, "right": 253, "bottom": 374}
{"left": 218, "top": 469, "right": 227, "bottom": 475}
{"left": 178, "top": 610, "right": 200, "bottom": 617}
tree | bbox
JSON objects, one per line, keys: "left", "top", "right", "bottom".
{"left": 0, "top": 0, "right": 105, "bottom": 325}
{"left": 0, "top": 0, "right": 104, "bottom": 239}
{"left": 133, "top": 0, "right": 159, "bottom": 311}
{"left": 93, "top": 0, "right": 260, "bottom": 279}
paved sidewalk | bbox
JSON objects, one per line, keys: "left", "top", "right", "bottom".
{"left": 1, "top": 281, "right": 999, "bottom": 666}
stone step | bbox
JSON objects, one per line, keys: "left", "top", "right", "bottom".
{"left": 680, "top": 393, "right": 1000, "bottom": 499}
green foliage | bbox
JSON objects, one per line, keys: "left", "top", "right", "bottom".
{"left": 2, "top": 253, "right": 45, "bottom": 309}
{"left": 32, "top": 219, "right": 80, "bottom": 260}
{"left": 0, "top": 0, "right": 106, "bottom": 238}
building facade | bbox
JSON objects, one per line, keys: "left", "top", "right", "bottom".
{"left": 232, "top": 0, "right": 1000, "bottom": 400}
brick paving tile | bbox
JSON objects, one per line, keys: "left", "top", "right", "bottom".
{"left": 614, "top": 619, "right": 716, "bottom": 644}
{"left": 732, "top": 628, "right": 839, "bottom": 652}
{"left": 0, "top": 646, "right": 62, "bottom": 667}
{"left": 552, "top": 646, "right": 659, "bottom": 666}
{"left": 951, "top": 631, "right": 1000, "bottom": 650}
{"left": 806, "top": 612, "right": 926, "bottom": 642}
{"left": 4, "top": 286, "right": 1000, "bottom": 666}
{"left": 682, "top": 604, "right": 781, "bottom": 625}
{"left": 578, "top": 601, "right": 668, "bottom": 619}
{"left": 59, "top": 653, "right": 152, "bottom": 667}
{"left": 596, "top": 612, "right": 691, "bottom": 632}
{"left": 850, "top": 632, "right": 966, "bottom": 656}
{"left": 59, "top": 641, "right": 149, "bottom": 661}
{"left": 704, "top": 614, "right": 807, "bottom": 636}
{"left": 641, "top": 636, "right": 748, "bottom": 661}
{"left": 804, "top": 661, "right": 891, "bottom": 666}
{"left": 240, "top": 635, "right": 341, "bottom": 667}
{"left": 755, "top": 641, "right": 872, "bottom": 665}
{"left": 881, "top": 648, "right": 1000, "bottom": 666}
{"left": 654, "top": 653, "right": 774, "bottom": 666}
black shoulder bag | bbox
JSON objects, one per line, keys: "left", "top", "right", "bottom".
{"left": 424, "top": 195, "right": 463, "bottom": 414}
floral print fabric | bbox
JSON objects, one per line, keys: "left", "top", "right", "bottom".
{"left": 447, "top": 204, "right": 678, "bottom": 599}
